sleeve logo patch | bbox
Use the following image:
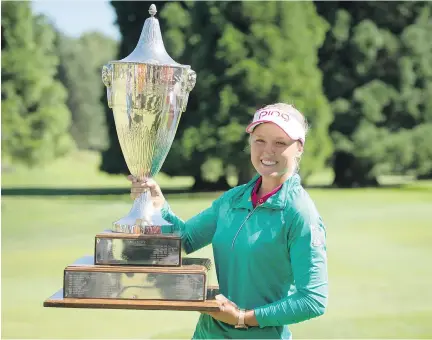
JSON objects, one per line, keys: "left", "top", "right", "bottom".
{"left": 311, "top": 224, "right": 325, "bottom": 247}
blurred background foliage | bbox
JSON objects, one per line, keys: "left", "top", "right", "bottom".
{"left": 2, "top": 1, "right": 432, "bottom": 188}
{"left": 2, "top": 2, "right": 432, "bottom": 339}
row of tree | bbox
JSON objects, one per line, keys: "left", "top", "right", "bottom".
{"left": 2, "top": 1, "right": 431, "bottom": 187}
{"left": 1, "top": 2, "right": 117, "bottom": 167}
{"left": 102, "top": 1, "right": 432, "bottom": 187}
{"left": 2, "top": 2, "right": 72, "bottom": 166}
{"left": 101, "top": 1, "right": 333, "bottom": 189}
{"left": 316, "top": 2, "right": 432, "bottom": 186}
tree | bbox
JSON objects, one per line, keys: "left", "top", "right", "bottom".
{"left": 101, "top": 1, "right": 333, "bottom": 189}
{"left": 56, "top": 32, "right": 118, "bottom": 151}
{"left": 315, "top": 2, "right": 432, "bottom": 186}
{"left": 161, "top": 1, "right": 333, "bottom": 188}
{"left": 1, "top": 2, "right": 73, "bottom": 167}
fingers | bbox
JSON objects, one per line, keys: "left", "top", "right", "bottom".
{"left": 129, "top": 178, "right": 157, "bottom": 189}
{"left": 215, "top": 294, "right": 230, "bottom": 304}
{"left": 130, "top": 177, "right": 146, "bottom": 199}
{"left": 215, "top": 294, "right": 225, "bottom": 301}
{"left": 215, "top": 294, "right": 237, "bottom": 311}
{"left": 127, "top": 175, "right": 137, "bottom": 182}
{"left": 142, "top": 179, "right": 163, "bottom": 197}
{"left": 130, "top": 181, "right": 146, "bottom": 199}
{"left": 215, "top": 299, "right": 225, "bottom": 312}
{"left": 129, "top": 177, "right": 163, "bottom": 200}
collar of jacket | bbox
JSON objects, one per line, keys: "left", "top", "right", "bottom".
{"left": 232, "top": 173, "right": 301, "bottom": 210}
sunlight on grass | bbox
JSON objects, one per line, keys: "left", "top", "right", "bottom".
{"left": 2, "top": 188, "right": 432, "bottom": 338}
{"left": 2, "top": 150, "right": 194, "bottom": 189}
{"left": 2, "top": 151, "right": 432, "bottom": 339}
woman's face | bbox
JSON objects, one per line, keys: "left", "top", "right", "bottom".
{"left": 250, "top": 122, "right": 301, "bottom": 179}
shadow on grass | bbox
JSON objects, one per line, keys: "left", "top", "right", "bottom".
{"left": 0, "top": 187, "right": 228, "bottom": 202}
{"left": 1, "top": 187, "right": 189, "bottom": 196}
{"left": 1, "top": 181, "right": 430, "bottom": 198}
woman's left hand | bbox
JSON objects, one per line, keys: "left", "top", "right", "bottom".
{"left": 203, "top": 294, "right": 239, "bottom": 326}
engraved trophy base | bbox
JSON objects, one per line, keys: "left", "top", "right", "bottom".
{"left": 95, "top": 231, "right": 182, "bottom": 267}
{"left": 44, "top": 255, "right": 219, "bottom": 312}
{"left": 63, "top": 256, "right": 212, "bottom": 301}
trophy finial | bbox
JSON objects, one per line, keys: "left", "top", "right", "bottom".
{"left": 149, "top": 4, "right": 157, "bottom": 17}
{"left": 117, "top": 2, "right": 183, "bottom": 66}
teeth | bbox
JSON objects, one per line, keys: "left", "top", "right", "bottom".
{"left": 261, "top": 160, "right": 276, "bottom": 166}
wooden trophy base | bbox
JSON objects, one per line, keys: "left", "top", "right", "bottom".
{"left": 44, "top": 285, "right": 220, "bottom": 312}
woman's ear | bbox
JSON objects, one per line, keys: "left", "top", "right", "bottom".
{"left": 297, "top": 141, "right": 304, "bottom": 156}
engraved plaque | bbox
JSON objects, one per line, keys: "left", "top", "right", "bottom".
{"left": 95, "top": 232, "right": 181, "bottom": 267}
{"left": 64, "top": 271, "right": 205, "bottom": 301}
{"left": 63, "top": 256, "right": 211, "bottom": 301}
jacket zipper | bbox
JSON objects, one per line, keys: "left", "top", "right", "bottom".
{"left": 231, "top": 205, "right": 260, "bottom": 249}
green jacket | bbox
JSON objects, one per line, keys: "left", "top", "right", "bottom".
{"left": 161, "top": 174, "right": 328, "bottom": 339}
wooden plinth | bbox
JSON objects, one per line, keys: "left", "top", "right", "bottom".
{"left": 44, "top": 286, "right": 220, "bottom": 312}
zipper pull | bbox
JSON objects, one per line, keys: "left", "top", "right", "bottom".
{"left": 231, "top": 206, "right": 259, "bottom": 249}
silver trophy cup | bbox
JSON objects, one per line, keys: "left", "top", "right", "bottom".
{"left": 102, "top": 4, "right": 196, "bottom": 233}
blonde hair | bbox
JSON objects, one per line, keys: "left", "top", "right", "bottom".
{"left": 248, "top": 102, "right": 309, "bottom": 173}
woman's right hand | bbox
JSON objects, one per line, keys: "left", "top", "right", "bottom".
{"left": 127, "top": 175, "right": 166, "bottom": 210}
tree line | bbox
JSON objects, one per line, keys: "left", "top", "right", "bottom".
{"left": 2, "top": 1, "right": 431, "bottom": 188}
{"left": 1, "top": 2, "right": 117, "bottom": 167}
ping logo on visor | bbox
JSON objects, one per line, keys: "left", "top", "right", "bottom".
{"left": 256, "top": 109, "right": 291, "bottom": 123}
{"left": 246, "top": 107, "right": 306, "bottom": 145}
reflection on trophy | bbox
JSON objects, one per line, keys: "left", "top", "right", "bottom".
{"left": 101, "top": 3, "right": 196, "bottom": 234}
{"left": 43, "top": 5, "right": 219, "bottom": 312}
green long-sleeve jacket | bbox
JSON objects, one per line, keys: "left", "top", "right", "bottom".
{"left": 161, "top": 174, "right": 328, "bottom": 339}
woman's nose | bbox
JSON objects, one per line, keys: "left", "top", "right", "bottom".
{"left": 263, "top": 143, "right": 275, "bottom": 155}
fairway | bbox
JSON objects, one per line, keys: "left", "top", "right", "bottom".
{"left": 2, "top": 153, "right": 432, "bottom": 339}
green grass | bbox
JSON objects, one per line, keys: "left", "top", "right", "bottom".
{"left": 2, "top": 152, "right": 432, "bottom": 339}
{"left": 1, "top": 150, "right": 194, "bottom": 189}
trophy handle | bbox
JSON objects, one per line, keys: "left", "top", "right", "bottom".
{"left": 102, "top": 63, "right": 113, "bottom": 108}
{"left": 181, "top": 69, "right": 196, "bottom": 112}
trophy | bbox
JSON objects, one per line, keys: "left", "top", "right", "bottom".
{"left": 44, "top": 4, "right": 219, "bottom": 312}
{"left": 102, "top": 3, "right": 195, "bottom": 234}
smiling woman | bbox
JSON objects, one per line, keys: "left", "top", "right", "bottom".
{"left": 247, "top": 103, "right": 309, "bottom": 193}
{"left": 129, "top": 102, "right": 328, "bottom": 339}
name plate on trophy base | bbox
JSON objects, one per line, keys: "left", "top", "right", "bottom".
{"left": 95, "top": 231, "right": 182, "bottom": 267}
{"left": 64, "top": 256, "right": 211, "bottom": 302}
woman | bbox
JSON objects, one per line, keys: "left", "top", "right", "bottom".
{"left": 129, "top": 103, "right": 328, "bottom": 339}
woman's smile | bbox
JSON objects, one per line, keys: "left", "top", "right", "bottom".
{"left": 260, "top": 159, "right": 278, "bottom": 167}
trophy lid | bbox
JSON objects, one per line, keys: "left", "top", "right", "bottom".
{"left": 114, "top": 4, "right": 188, "bottom": 68}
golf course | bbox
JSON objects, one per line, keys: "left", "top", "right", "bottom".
{"left": 2, "top": 151, "right": 431, "bottom": 339}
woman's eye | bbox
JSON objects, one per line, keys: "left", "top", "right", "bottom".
{"left": 276, "top": 141, "right": 287, "bottom": 146}
{"left": 255, "top": 139, "right": 265, "bottom": 143}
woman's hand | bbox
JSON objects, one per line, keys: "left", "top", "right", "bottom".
{"left": 203, "top": 294, "right": 239, "bottom": 326}
{"left": 127, "top": 175, "right": 166, "bottom": 210}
